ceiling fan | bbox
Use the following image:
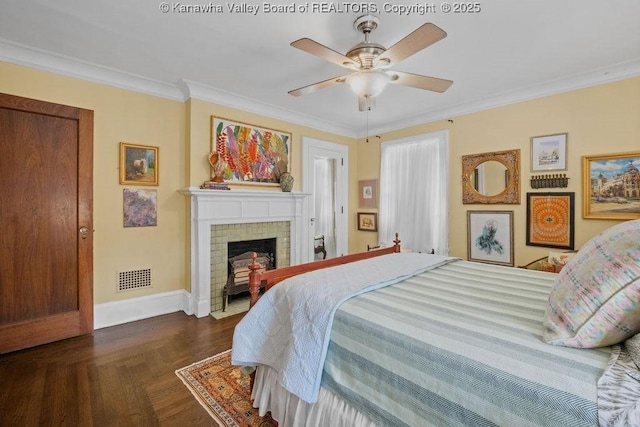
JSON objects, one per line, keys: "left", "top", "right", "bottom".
{"left": 288, "top": 15, "right": 453, "bottom": 111}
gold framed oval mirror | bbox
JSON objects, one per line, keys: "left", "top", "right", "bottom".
{"left": 462, "top": 149, "right": 520, "bottom": 204}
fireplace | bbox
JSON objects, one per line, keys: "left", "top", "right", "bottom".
{"left": 180, "top": 187, "right": 311, "bottom": 318}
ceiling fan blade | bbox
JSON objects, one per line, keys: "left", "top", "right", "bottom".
{"left": 358, "top": 96, "right": 376, "bottom": 111}
{"left": 291, "top": 38, "right": 358, "bottom": 69}
{"left": 379, "top": 23, "right": 447, "bottom": 65}
{"left": 288, "top": 75, "right": 349, "bottom": 96}
{"left": 389, "top": 71, "right": 453, "bottom": 93}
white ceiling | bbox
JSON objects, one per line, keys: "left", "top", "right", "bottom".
{"left": 1, "top": 0, "right": 639, "bottom": 137}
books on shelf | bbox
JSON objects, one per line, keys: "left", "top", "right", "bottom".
{"left": 200, "top": 181, "right": 230, "bottom": 190}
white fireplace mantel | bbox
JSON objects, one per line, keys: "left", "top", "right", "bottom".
{"left": 179, "top": 187, "right": 311, "bottom": 317}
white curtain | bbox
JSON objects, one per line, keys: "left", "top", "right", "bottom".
{"left": 314, "top": 158, "right": 336, "bottom": 258}
{"left": 378, "top": 131, "right": 449, "bottom": 254}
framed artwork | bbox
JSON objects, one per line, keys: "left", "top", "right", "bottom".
{"left": 211, "top": 116, "right": 291, "bottom": 184}
{"left": 467, "top": 210, "right": 514, "bottom": 266}
{"left": 119, "top": 142, "right": 159, "bottom": 185}
{"left": 358, "top": 179, "right": 378, "bottom": 208}
{"left": 582, "top": 151, "right": 640, "bottom": 220}
{"left": 531, "top": 133, "right": 567, "bottom": 172}
{"left": 357, "top": 212, "right": 377, "bottom": 232}
{"left": 526, "top": 192, "right": 575, "bottom": 249}
{"left": 123, "top": 189, "right": 157, "bottom": 227}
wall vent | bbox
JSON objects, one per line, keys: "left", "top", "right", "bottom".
{"left": 118, "top": 268, "right": 152, "bottom": 292}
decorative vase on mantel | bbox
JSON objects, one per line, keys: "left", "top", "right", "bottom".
{"left": 279, "top": 172, "right": 294, "bottom": 192}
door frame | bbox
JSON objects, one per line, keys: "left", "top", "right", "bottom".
{"left": 302, "top": 137, "right": 348, "bottom": 260}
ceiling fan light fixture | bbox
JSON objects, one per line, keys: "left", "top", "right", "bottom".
{"left": 347, "top": 70, "right": 390, "bottom": 97}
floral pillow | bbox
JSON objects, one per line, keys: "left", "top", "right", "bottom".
{"left": 542, "top": 219, "right": 640, "bottom": 348}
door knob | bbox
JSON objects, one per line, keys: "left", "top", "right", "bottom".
{"left": 79, "top": 226, "right": 89, "bottom": 239}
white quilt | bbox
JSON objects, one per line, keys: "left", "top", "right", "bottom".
{"left": 231, "top": 253, "right": 457, "bottom": 403}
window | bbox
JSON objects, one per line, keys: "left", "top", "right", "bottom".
{"left": 378, "top": 130, "right": 449, "bottom": 254}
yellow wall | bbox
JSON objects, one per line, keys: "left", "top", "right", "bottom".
{"left": 1, "top": 61, "right": 187, "bottom": 305}
{"left": 0, "top": 60, "right": 357, "bottom": 306}
{"left": 355, "top": 76, "right": 640, "bottom": 266}
{"left": 3, "top": 58, "right": 638, "bottom": 306}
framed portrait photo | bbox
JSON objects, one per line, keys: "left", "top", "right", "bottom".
{"left": 531, "top": 133, "right": 567, "bottom": 172}
{"left": 526, "top": 192, "right": 575, "bottom": 249}
{"left": 582, "top": 151, "right": 640, "bottom": 220}
{"left": 119, "top": 142, "right": 159, "bottom": 186}
{"left": 357, "top": 212, "right": 377, "bottom": 232}
{"left": 467, "top": 210, "right": 514, "bottom": 266}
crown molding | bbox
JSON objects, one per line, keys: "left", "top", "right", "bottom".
{"left": 366, "top": 58, "right": 640, "bottom": 137}
{"left": 2, "top": 38, "right": 638, "bottom": 140}
{"left": 0, "top": 38, "right": 184, "bottom": 101}
{"left": 176, "top": 78, "right": 358, "bottom": 138}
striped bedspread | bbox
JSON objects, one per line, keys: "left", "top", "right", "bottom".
{"left": 321, "top": 260, "right": 612, "bottom": 427}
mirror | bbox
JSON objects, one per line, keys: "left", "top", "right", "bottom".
{"left": 471, "top": 160, "right": 507, "bottom": 196}
{"left": 462, "top": 149, "right": 520, "bottom": 204}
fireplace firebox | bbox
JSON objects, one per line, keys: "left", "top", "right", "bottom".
{"left": 223, "top": 238, "right": 276, "bottom": 310}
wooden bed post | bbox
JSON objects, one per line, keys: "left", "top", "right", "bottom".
{"left": 247, "top": 253, "right": 262, "bottom": 308}
{"left": 393, "top": 233, "right": 401, "bottom": 252}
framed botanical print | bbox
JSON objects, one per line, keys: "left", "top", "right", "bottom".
{"left": 467, "top": 210, "right": 514, "bottom": 266}
{"left": 358, "top": 179, "right": 378, "bottom": 208}
{"left": 211, "top": 116, "right": 291, "bottom": 184}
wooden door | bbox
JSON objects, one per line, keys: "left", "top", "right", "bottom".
{"left": 0, "top": 93, "right": 93, "bottom": 353}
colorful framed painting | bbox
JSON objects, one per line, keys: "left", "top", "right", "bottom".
{"left": 119, "top": 142, "right": 159, "bottom": 185}
{"left": 211, "top": 116, "right": 291, "bottom": 184}
{"left": 358, "top": 179, "right": 378, "bottom": 208}
{"left": 467, "top": 210, "right": 514, "bottom": 266}
{"left": 582, "top": 151, "right": 640, "bottom": 220}
{"left": 357, "top": 212, "right": 377, "bottom": 232}
{"left": 531, "top": 133, "right": 567, "bottom": 172}
{"left": 123, "top": 189, "right": 157, "bottom": 227}
{"left": 526, "top": 192, "right": 575, "bottom": 249}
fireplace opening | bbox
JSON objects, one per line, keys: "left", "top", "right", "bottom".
{"left": 224, "top": 238, "right": 276, "bottom": 310}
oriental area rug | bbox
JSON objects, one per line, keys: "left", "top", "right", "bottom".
{"left": 176, "top": 350, "right": 277, "bottom": 427}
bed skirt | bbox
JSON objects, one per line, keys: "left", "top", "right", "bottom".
{"left": 252, "top": 365, "right": 377, "bottom": 427}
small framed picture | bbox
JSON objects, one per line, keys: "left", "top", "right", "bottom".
{"left": 358, "top": 179, "right": 378, "bottom": 208}
{"left": 357, "top": 212, "right": 377, "bottom": 232}
{"left": 120, "top": 142, "right": 159, "bottom": 185}
{"left": 582, "top": 151, "right": 640, "bottom": 220}
{"left": 531, "top": 133, "right": 567, "bottom": 172}
{"left": 467, "top": 210, "right": 514, "bottom": 266}
{"left": 123, "top": 189, "right": 157, "bottom": 227}
{"left": 526, "top": 192, "right": 575, "bottom": 249}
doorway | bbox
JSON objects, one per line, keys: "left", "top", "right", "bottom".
{"left": 302, "top": 137, "right": 348, "bottom": 260}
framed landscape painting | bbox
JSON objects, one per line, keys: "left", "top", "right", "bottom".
{"left": 467, "top": 210, "right": 514, "bottom": 266}
{"left": 531, "top": 133, "right": 567, "bottom": 172}
{"left": 582, "top": 151, "right": 640, "bottom": 220}
{"left": 211, "top": 116, "right": 291, "bottom": 185}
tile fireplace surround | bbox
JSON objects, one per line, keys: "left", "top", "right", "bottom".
{"left": 180, "top": 187, "right": 310, "bottom": 317}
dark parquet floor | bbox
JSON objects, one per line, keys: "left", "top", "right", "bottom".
{"left": 0, "top": 311, "right": 244, "bottom": 426}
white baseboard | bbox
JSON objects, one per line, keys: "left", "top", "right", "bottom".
{"left": 94, "top": 290, "right": 192, "bottom": 330}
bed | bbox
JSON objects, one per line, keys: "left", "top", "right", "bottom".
{"left": 232, "top": 223, "right": 640, "bottom": 427}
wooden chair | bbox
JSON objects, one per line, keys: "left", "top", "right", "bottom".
{"left": 314, "top": 235, "right": 327, "bottom": 260}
